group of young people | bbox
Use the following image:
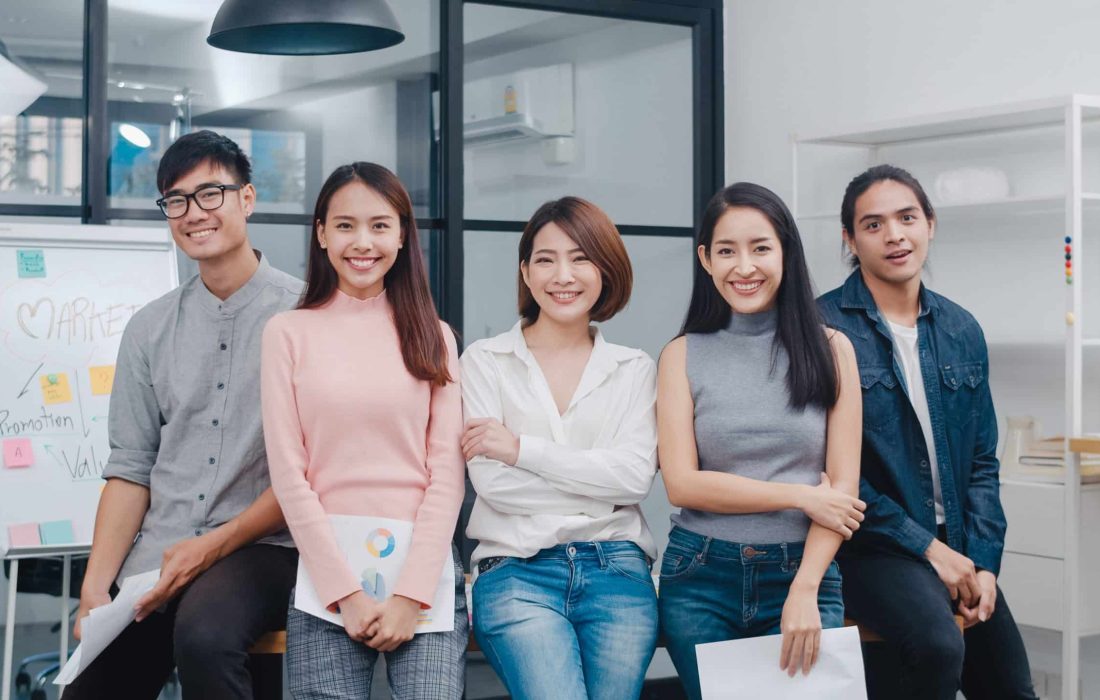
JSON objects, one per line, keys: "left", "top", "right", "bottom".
{"left": 58, "top": 129, "right": 1038, "bottom": 700}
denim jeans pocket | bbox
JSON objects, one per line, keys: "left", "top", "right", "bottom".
{"left": 659, "top": 548, "right": 701, "bottom": 581}
{"left": 477, "top": 556, "right": 513, "bottom": 578}
{"left": 820, "top": 561, "right": 843, "bottom": 590}
{"left": 606, "top": 553, "right": 654, "bottom": 586}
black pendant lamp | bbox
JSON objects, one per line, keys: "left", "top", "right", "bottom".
{"left": 207, "top": 0, "right": 404, "bottom": 56}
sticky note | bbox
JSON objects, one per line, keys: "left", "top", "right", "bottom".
{"left": 39, "top": 520, "right": 75, "bottom": 545}
{"left": 3, "top": 438, "right": 34, "bottom": 468}
{"left": 89, "top": 365, "right": 116, "bottom": 396}
{"left": 7, "top": 523, "right": 42, "bottom": 548}
{"left": 16, "top": 249, "right": 46, "bottom": 278}
{"left": 40, "top": 372, "right": 73, "bottom": 405}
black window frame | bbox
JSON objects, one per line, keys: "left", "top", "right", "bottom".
{"left": 1, "top": 0, "right": 723, "bottom": 331}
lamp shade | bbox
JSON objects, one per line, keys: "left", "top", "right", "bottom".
{"left": 206, "top": 0, "right": 404, "bottom": 55}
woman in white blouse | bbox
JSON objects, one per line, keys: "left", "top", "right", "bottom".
{"left": 460, "top": 196, "right": 658, "bottom": 700}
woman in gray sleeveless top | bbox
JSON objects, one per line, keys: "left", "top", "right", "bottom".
{"left": 656, "top": 183, "right": 865, "bottom": 700}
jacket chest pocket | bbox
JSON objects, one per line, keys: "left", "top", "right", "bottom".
{"left": 859, "top": 367, "right": 902, "bottom": 430}
{"left": 940, "top": 361, "right": 984, "bottom": 424}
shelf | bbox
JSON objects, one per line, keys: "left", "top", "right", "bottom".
{"left": 798, "top": 193, "right": 1100, "bottom": 222}
{"left": 795, "top": 95, "right": 1100, "bottom": 146}
{"left": 1071, "top": 437, "right": 1100, "bottom": 454}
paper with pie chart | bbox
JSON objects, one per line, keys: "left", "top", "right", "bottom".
{"left": 293, "top": 514, "right": 456, "bottom": 634}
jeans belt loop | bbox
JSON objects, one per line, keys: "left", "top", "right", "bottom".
{"left": 594, "top": 541, "right": 608, "bottom": 569}
{"left": 781, "top": 542, "right": 789, "bottom": 571}
{"left": 699, "top": 536, "right": 712, "bottom": 564}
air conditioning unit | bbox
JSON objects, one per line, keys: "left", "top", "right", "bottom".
{"left": 462, "top": 63, "right": 573, "bottom": 146}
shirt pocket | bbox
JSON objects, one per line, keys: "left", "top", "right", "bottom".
{"left": 859, "top": 366, "right": 901, "bottom": 430}
{"left": 940, "top": 361, "right": 984, "bottom": 425}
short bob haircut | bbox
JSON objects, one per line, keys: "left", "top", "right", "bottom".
{"left": 517, "top": 196, "right": 632, "bottom": 324}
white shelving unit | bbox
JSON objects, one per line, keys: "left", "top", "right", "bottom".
{"left": 792, "top": 95, "right": 1100, "bottom": 699}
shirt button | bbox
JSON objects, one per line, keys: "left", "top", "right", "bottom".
{"left": 194, "top": 529, "right": 202, "bottom": 536}
{"left": 925, "top": 499, "right": 934, "bottom": 507}
{"left": 920, "top": 460, "right": 928, "bottom": 467}
{"left": 220, "top": 343, "right": 227, "bottom": 350}
{"left": 217, "top": 382, "right": 225, "bottom": 390}
{"left": 208, "top": 457, "right": 215, "bottom": 465}
{"left": 198, "top": 494, "right": 205, "bottom": 501}
{"left": 212, "top": 419, "right": 219, "bottom": 426}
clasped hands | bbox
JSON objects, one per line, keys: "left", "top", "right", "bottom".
{"left": 925, "top": 539, "right": 997, "bottom": 628}
{"left": 338, "top": 590, "right": 422, "bottom": 652}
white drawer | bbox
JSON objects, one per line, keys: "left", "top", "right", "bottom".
{"left": 1001, "top": 481, "right": 1065, "bottom": 558}
{"left": 998, "top": 552, "right": 1063, "bottom": 630}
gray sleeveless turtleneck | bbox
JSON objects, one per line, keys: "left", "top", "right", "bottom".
{"left": 671, "top": 308, "right": 826, "bottom": 544}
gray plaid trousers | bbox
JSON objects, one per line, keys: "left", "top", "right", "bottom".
{"left": 287, "top": 548, "right": 468, "bottom": 699}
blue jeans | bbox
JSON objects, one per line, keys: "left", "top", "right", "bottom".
{"left": 658, "top": 526, "right": 845, "bottom": 700}
{"left": 472, "top": 541, "right": 658, "bottom": 700}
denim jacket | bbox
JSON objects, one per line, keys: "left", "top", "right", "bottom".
{"left": 818, "top": 271, "right": 1006, "bottom": 575}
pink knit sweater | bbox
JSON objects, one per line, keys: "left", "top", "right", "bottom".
{"left": 261, "top": 289, "right": 463, "bottom": 609}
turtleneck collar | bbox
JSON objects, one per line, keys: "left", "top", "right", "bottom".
{"left": 724, "top": 306, "right": 778, "bottom": 336}
{"left": 326, "top": 287, "right": 389, "bottom": 311}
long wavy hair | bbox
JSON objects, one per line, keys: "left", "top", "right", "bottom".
{"left": 681, "top": 182, "right": 837, "bottom": 410}
{"left": 298, "top": 162, "right": 452, "bottom": 386}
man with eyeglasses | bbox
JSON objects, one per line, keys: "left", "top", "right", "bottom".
{"left": 63, "top": 130, "right": 302, "bottom": 699}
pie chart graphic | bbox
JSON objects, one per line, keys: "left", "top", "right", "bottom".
{"left": 366, "top": 528, "right": 396, "bottom": 558}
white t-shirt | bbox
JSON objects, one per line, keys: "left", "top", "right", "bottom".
{"left": 888, "top": 319, "right": 946, "bottom": 525}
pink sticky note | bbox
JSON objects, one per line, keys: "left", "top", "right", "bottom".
{"left": 7, "top": 522, "right": 41, "bottom": 548}
{"left": 3, "top": 438, "right": 33, "bottom": 468}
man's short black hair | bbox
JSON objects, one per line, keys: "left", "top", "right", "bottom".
{"left": 156, "top": 130, "right": 252, "bottom": 194}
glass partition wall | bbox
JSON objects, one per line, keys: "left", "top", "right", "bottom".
{"left": 2, "top": 0, "right": 722, "bottom": 573}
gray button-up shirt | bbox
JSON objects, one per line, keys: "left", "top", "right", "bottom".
{"left": 104, "top": 252, "right": 302, "bottom": 580}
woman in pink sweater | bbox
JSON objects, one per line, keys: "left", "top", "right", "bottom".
{"left": 261, "top": 162, "right": 466, "bottom": 699}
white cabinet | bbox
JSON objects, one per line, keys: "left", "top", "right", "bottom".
{"left": 999, "top": 480, "right": 1100, "bottom": 633}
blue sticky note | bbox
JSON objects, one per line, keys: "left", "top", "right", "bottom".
{"left": 17, "top": 249, "right": 46, "bottom": 278}
{"left": 39, "top": 519, "right": 75, "bottom": 545}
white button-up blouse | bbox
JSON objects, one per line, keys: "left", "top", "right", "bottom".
{"left": 461, "top": 321, "right": 659, "bottom": 568}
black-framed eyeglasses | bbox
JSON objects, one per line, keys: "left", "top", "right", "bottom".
{"left": 156, "top": 184, "right": 242, "bottom": 219}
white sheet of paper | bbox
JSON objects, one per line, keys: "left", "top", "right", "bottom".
{"left": 55, "top": 568, "right": 161, "bottom": 686}
{"left": 294, "top": 514, "right": 455, "bottom": 634}
{"left": 696, "top": 626, "right": 867, "bottom": 700}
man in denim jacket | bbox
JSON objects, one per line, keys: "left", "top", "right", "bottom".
{"left": 817, "top": 165, "right": 1036, "bottom": 700}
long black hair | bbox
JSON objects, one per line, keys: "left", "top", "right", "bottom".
{"left": 680, "top": 182, "right": 837, "bottom": 411}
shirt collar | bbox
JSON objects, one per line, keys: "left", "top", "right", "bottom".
{"left": 483, "top": 321, "right": 645, "bottom": 412}
{"left": 484, "top": 321, "right": 643, "bottom": 361}
{"left": 839, "top": 269, "right": 940, "bottom": 319}
{"left": 193, "top": 249, "right": 275, "bottom": 316}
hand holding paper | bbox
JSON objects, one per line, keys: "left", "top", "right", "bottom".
{"left": 55, "top": 569, "right": 161, "bottom": 686}
{"left": 696, "top": 627, "right": 866, "bottom": 699}
{"left": 294, "top": 514, "right": 455, "bottom": 635}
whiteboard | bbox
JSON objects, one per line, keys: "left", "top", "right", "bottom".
{"left": 0, "top": 223, "right": 178, "bottom": 556}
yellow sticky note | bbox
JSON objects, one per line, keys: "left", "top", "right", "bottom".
{"left": 40, "top": 372, "right": 73, "bottom": 405}
{"left": 89, "top": 365, "right": 116, "bottom": 396}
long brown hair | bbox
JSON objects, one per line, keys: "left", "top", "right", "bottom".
{"left": 299, "top": 162, "right": 452, "bottom": 386}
